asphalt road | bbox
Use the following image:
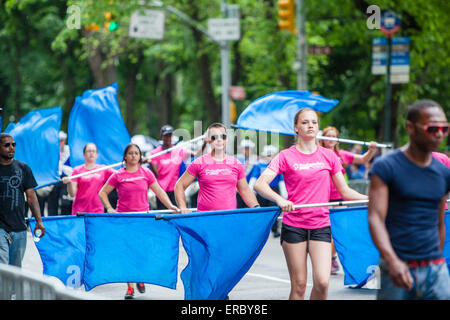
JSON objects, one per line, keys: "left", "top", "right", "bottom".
{"left": 22, "top": 230, "right": 377, "bottom": 300}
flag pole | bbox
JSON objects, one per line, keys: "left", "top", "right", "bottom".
{"left": 64, "top": 135, "right": 206, "bottom": 181}
{"left": 316, "top": 135, "right": 392, "bottom": 149}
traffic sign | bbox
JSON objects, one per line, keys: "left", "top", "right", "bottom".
{"left": 380, "top": 11, "right": 400, "bottom": 38}
{"left": 129, "top": 10, "right": 165, "bottom": 40}
{"left": 229, "top": 86, "right": 245, "bottom": 100}
{"left": 207, "top": 18, "right": 240, "bottom": 41}
{"left": 308, "top": 45, "right": 333, "bottom": 55}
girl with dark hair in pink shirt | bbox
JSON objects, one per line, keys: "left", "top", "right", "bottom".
{"left": 98, "top": 143, "right": 178, "bottom": 299}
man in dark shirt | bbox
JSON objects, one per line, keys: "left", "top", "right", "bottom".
{"left": 0, "top": 133, "right": 45, "bottom": 268}
{"left": 368, "top": 100, "right": 450, "bottom": 300}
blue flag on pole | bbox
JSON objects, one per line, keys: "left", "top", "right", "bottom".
{"left": 29, "top": 216, "right": 86, "bottom": 288}
{"left": 68, "top": 82, "right": 131, "bottom": 167}
{"left": 5, "top": 107, "right": 62, "bottom": 187}
{"left": 168, "top": 207, "right": 280, "bottom": 300}
{"left": 443, "top": 212, "right": 450, "bottom": 271}
{"left": 329, "top": 207, "right": 380, "bottom": 287}
{"left": 83, "top": 213, "right": 180, "bottom": 291}
{"left": 235, "top": 91, "right": 339, "bottom": 136}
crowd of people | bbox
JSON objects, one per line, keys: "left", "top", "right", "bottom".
{"left": 0, "top": 98, "right": 448, "bottom": 300}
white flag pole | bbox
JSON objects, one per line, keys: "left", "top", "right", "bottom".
{"left": 316, "top": 135, "right": 392, "bottom": 149}
{"left": 66, "top": 135, "right": 205, "bottom": 181}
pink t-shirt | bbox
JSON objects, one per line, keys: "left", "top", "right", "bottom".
{"left": 329, "top": 149, "right": 354, "bottom": 200}
{"left": 150, "top": 146, "right": 188, "bottom": 191}
{"left": 187, "top": 153, "right": 246, "bottom": 212}
{"left": 268, "top": 145, "right": 343, "bottom": 229}
{"left": 433, "top": 152, "right": 450, "bottom": 209}
{"left": 71, "top": 164, "right": 115, "bottom": 215}
{"left": 106, "top": 166, "right": 156, "bottom": 213}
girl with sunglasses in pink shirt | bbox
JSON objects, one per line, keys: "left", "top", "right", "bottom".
{"left": 174, "top": 123, "right": 259, "bottom": 213}
{"left": 254, "top": 108, "right": 367, "bottom": 300}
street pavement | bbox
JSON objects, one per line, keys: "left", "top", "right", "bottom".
{"left": 22, "top": 230, "right": 377, "bottom": 300}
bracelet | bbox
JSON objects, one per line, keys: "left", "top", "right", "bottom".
{"left": 253, "top": 205, "right": 260, "bottom": 208}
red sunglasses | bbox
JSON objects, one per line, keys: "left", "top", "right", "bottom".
{"left": 417, "top": 122, "right": 449, "bottom": 136}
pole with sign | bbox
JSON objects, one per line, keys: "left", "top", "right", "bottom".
{"left": 379, "top": 11, "right": 400, "bottom": 142}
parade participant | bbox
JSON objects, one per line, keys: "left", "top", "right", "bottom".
{"left": 0, "top": 133, "right": 45, "bottom": 269}
{"left": 174, "top": 123, "right": 259, "bottom": 213}
{"left": 320, "top": 126, "right": 377, "bottom": 274}
{"left": 148, "top": 125, "right": 190, "bottom": 210}
{"left": 368, "top": 99, "right": 450, "bottom": 300}
{"left": 62, "top": 143, "right": 115, "bottom": 215}
{"left": 98, "top": 143, "right": 179, "bottom": 300}
{"left": 254, "top": 108, "right": 367, "bottom": 300}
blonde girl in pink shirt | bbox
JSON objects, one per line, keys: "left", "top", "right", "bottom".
{"left": 98, "top": 143, "right": 178, "bottom": 299}
{"left": 254, "top": 108, "right": 367, "bottom": 300}
{"left": 174, "top": 123, "right": 259, "bottom": 213}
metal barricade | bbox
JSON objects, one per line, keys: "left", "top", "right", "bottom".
{"left": 0, "top": 263, "right": 101, "bottom": 300}
{"left": 348, "top": 179, "right": 370, "bottom": 195}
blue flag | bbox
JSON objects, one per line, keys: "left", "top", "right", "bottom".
{"left": 29, "top": 216, "right": 86, "bottom": 288}
{"left": 443, "top": 212, "right": 450, "bottom": 272}
{"left": 83, "top": 213, "right": 180, "bottom": 291}
{"left": 5, "top": 107, "right": 61, "bottom": 187}
{"left": 168, "top": 207, "right": 280, "bottom": 300}
{"left": 68, "top": 82, "right": 130, "bottom": 167}
{"left": 329, "top": 207, "right": 380, "bottom": 287}
{"left": 235, "top": 91, "right": 339, "bottom": 135}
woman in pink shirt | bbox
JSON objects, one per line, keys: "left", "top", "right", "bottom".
{"left": 174, "top": 123, "right": 259, "bottom": 213}
{"left": 62, "top": 143, "right": 115, "bottom": 215}
{"left": 254, "top": 108, "right": 367, "bottom": 300}
{"left": 320, "top": 126, "right": 377, "bottom": 274}
{"left": 98, "top": 143, "right": 178, "bottom": 300}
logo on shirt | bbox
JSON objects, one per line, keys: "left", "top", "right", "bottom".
{"left": 293, "top": 162, "right": 325, "bottom": 171}
{"left": 121, "top": 176, "right": 146, "bottom": 183}
{"left": 205, "top": 168, "right": 232, "bottom": 176}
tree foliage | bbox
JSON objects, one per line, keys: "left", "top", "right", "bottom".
{"left": 0, "top": 0, "right": 448, "bottom": 150}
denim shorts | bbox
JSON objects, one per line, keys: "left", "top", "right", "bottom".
{"left": 0, "top": 228, "right": 27, "bottom": 267}
{"left": 377, "top": 258, "right": 450, "bottom": 300}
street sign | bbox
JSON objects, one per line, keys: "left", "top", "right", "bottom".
{"left": 308, "top": 45, "right": 333, "bottom": 55}
{"left": 129, "top": 10, "right": 165, "bottom": 40}
{"left": 207, "top": 18, "right": 240, "bottom": 41}
{"left": 380, "top": 11, "right": 400, "bottom": 38}
{"left": 372, "top": 37, "right": 410, "bottom": 83}
{"left": 229, "top": 86, "right": 245, "bottom": 100}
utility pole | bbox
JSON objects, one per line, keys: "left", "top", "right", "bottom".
{"left": 296, "top": 0, "right": 307, "bottom": 91}
{"left": 220, "top": 1, "right": 232, "bottom": 129}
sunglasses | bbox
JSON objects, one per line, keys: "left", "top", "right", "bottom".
{"left": 417, "top": 122, "right": 449, "bottom": 136}
{"left": 210, "top": 133, "right": 227, "bottom": 141}
{"left": 3, "top": 142, "right": 16, "bottom": 148}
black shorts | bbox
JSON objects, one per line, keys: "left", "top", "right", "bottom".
{"left": 281, "top": 224, "right": 332, "bottom": 246}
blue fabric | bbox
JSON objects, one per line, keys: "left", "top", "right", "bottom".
{"left": 235, "top": 91, "right": 339, "bottom": 135}
{"left": 5, "top": 107, "right": 61, "bottom": 187}
{"left": 370, "top": 150, "right": 450, "bottom": 261}
{"left": 248, "top": 162, "right": 283, "bottom": 187}
{"left": 329, "top": 207, "right": 380, "bottom": 287}
{"left": 28, "top": 216, "right": 86, "bottom": 288}
{"left": 167, "top": 207, "right": 280, "bottom": 300}
{"left": 83, "top": 213, "right": 180, "bottom": 291}
{"left": 443, "top": 212, "right": 450, "bottom": 273}
{"left": 68, "top": 82, "right": 131, "bottom": 167}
